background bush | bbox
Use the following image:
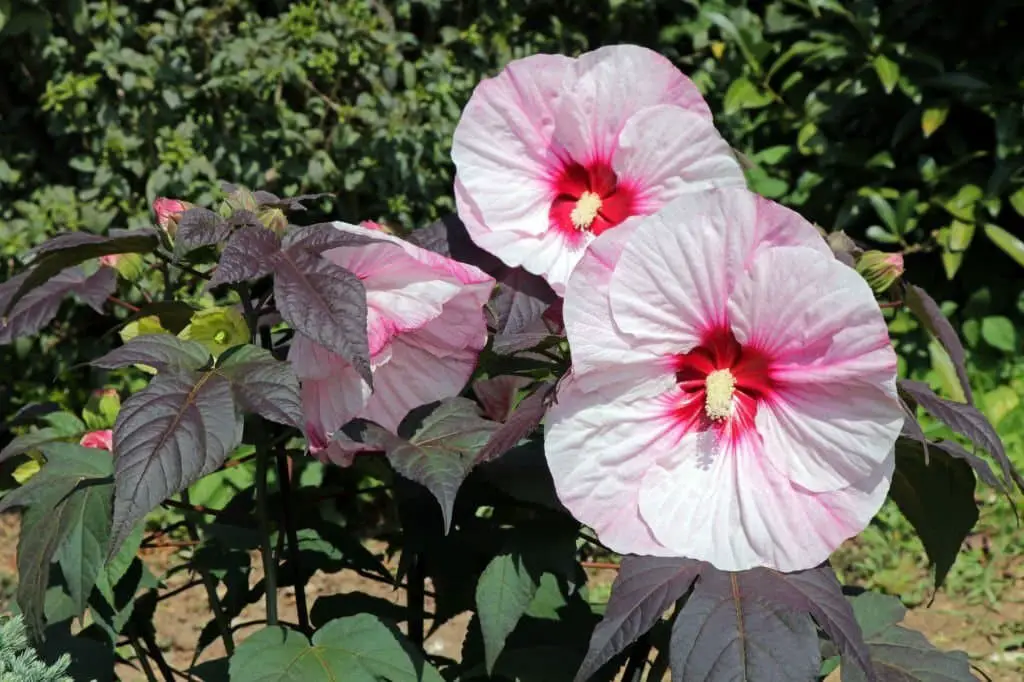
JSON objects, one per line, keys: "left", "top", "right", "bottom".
{"left": 2, "top": 0, "right": 1022, "bottom": 550}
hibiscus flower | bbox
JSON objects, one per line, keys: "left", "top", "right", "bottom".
{"left": 80, "top": 429, "right": 114, "bottom": 452}
{"left": 452, "top": 44, "right": 746, "bottom": 294}
{"left": 289, "top": 222, "right": 494, "bottom": 466}
{"left": 544, "top": 189, "right": 903, "bottom": 572}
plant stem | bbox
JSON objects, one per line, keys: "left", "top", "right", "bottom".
{"left": 407, "top": 550, "right": 426, "bottom": 649}
{"left": 276, "top": 447, "right": 310, "bottom": 634}
{"left": 181, "top": 490, "right": 235, "bottom": 654}
{"left": 238, "top": 282, "right": 258, "bottom": 343}
{"left": 139, "top": 621, "right": 176, "bottom": 682}
{"left": 255, "top": 421, "right": 279, "bottom": 626}
{"left": 127, "top": 629, "right": 159, "bottom": 682}
{"left": 622, "top": 633, "right": 652, "bottom": 682}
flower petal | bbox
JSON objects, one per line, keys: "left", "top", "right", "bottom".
{"left": 555, "top": 45, "right": 711, "bottom": 164}
{"left": 360, "top": 335, "right": 481, "bottom": 431}
{"left": 544, "top": 371, "right": 680, "bottom": 557}
{"left": 612, "top": 105, "right": 746, "bottom": 213}
{"left": 727, "top": 245, "right": 901, "bottom": 491}
{"left": 451, "top": 54, "right": 573, "bottom": 237}
{"left": 637, "top": 433, "right": 894, "bottom": 572}
{"left": 563, "top": 217, "right": 665, "bottom": 390}
{"left": 300, "top": 361, "right": 371, "bottom": 448}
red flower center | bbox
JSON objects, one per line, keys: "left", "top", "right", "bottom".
{"left": 670, "top": 327, "right": 774, "bottom": 443}
{"left": 549, "top": 160, "right": 637, "bottom": 239}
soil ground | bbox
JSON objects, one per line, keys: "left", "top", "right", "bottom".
{"left": 1, "top": 512, "right": 1021, "bottom": 681}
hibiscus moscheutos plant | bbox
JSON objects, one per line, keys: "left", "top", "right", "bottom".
{"left": 0, "top": 55, "right": 1017, "bottom": 682}
{"left": 289, "top": 220, "right": 494, "bottom": 466}
{"left": 451, "top": 44, "right": 747, "bottom": 294}
{"left": 545, "top": 188, "right": 903, "bottom": 571}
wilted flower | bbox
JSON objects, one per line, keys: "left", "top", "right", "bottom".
{"left": 856, "top": 250, "right": 904, "bottom": 293}
{"left": 544, "top": 189, "right": 903, "bottom": 572}
{"left": 153, "top": 197, "right": 189, "bottom": 236}
{"left": 80, "top": 429, "right": 114, "bottom": 452}
{"left": 290, "top": 222, "right": 494, "bottom": 466}
{"left": 452, "top": 44, "right": 746, "bottom": 294}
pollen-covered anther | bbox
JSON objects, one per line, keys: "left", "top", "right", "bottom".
{"left": 570, "top": 191, "right": 603, "bottom": 230}
{"left": 704, "top": 368, "right": 736, "bottom": 421}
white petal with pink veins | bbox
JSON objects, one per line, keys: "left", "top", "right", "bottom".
{"left": 637, "top": 433, "right": 893, "bottom": 572}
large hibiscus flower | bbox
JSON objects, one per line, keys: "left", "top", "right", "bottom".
{"left": 544, "top": 189, "right": 903, "bottom": 572}
{"left": 452, "top": 44, "right": 746, "bottom": 294}
{"left": 289, "top": 222, "right": 494, "bottom": 466}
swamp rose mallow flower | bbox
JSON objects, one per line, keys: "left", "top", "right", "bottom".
{"left": 289, "top": 222, "right": 494, "bottom": 466}
{"left": 544, "top": 189, "right": 904, "bottom": 572}
{"left": 452, "top": 44, "right": 746, "bottom": 294}
{"left": 80, "top": 429, "right": 114, "bottom": 452}
{"left": 153, "top": 197, "right": 189, "bottom": 236}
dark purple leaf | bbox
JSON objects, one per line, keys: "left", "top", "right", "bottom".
{"left": 5, "top": 230, "right": 159, "bottom": 317}
{"left": 271, "top": 247, "right": 371, "bottom": 385}
{"left": 0, "top": 267, "right": 117, "bottom": 344}
{"left": 28, "top": 228, "right": 160, "bottom": 259}
{"left": 669, "top": 569, "right": 820, "bottom": 682}
{"left": 216, "top": 344, "right": 303, "bottom": 428}
{"left": 766, "top": 564, "right": 875, "bottom": 680}
{"left": 904, "top": 285, "right": 973, "bottom": 404}
{"left": 931, "top": 439, "right": 1003, "bottom": 490}
{"left": 891, "top": 437, "right": 978, "bottom": 589}
{"left": 92, "top": 335, "right": 211, "bottom": 374}
{"left": 4, "top": 229, "right": 156, "bottom": 315}
{"left": 899, "top": 379, "right": 1022, "bottom": 492}
{"left": 491, "top": 332, "right": 557, "bottom": 355}
{"left": 575, "top": 557, "right": 703, "bottom": 682}
{"left": 175, "top": 207, "right": 231, "bottom": 256}
{"left": 253, "top": 191, "right": 333, "bottom": 211}
{"left": 900, "top": 410, "right": 931, "bottom": 464}
{"left": 109, "top": 371, "right": 242, "bottom": 557}
{"left": 207, "top": 225, "right": 280, "bottom": 289}
{"left": 825, "top": 230, "right": 862, "bottom": 267}
{"left": 422, "top": 214, "right": 507, "bottom": 276}
{"left": 473, "top": 375, "right": 533, "bottom": 422}
{"left": 490, "top": 268, "right": 558, "bottom": 338}
{"left": 476, "top": 381, "right": 554, "bottom": 463}
{"left": 382, "top": 398, "right": 499, "bottom": 533}
{"left": 226, "top": 209, "right": 262, "bottom": 228}
{"left": 281, "top": 223, "right": 380, "bottom": 255}
{"left": 843, "top": 592, "right": 977, "bottom": 682}
{"left": 76, "top": 266, "right": 118, "bottom": 313}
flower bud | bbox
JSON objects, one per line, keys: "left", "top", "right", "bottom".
{"left": 259, "top": 206, "right": 288, "bottom": 236}
{"left": 80, "top": 429, "right": 114, "bottom": 452}
{"left": 100, "top": 252, "right": 146, "bottom": 281}
{"left": 153, "top": 197, "right": 190, "bottom": 237}
{"left": 856, "top": 250, "right": 904, "bottom": 293}
{"left": 84, "top": 388, "right": 121, "bottom": 430}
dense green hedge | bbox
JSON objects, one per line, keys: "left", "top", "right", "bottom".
{"left": 2, "top": 0, "right": 1023, "bottom": 419}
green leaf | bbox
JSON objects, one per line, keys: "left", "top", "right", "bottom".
{"left": 0, "top": 411, "right": 85, "bottom": 464}
{"left": 980, "top": 315, "right": 1016, "bottom": 352}
{"left": 0, "top": 443, "right": 113, "bottom": 639}
{"left": 984, "top": 223, "right": 1024, "bottom": 268}
{"left": 383, "top": 398, "right": 499, "bottom": 532}
{"left": 228, "top": 618, "right": 444, "bottom": 682}
{"left": 866, "top": 193, "right": 898, "bottom": 232}
{"left": 477, "top": 553, "right": 540, "bottom": 674}
{"left": 889, "top": 438, "right": 977, "bottom": 589}
{"left": 1009, "top": 188, "right": 1024, "bottom": 218}
{"left": 843, "top": 592, "right": 976, "bottom": 681}
{"left": 943, "top": 185, "right": 982, "bottom": 221}
{"left": 55, "top": 472, "right": 113, "bottom": 615}
{"left": 921, "top": 106, "right": 949, "bottom": 138}
{"left": 723, "top": 77, "right": 773, "bottom": 114}
{"left": 872, "top": 55, "right": 900, "bottom": 94}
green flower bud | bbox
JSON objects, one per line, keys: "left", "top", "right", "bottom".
{"left": 83, "top": 388, "right": 121, "bottom": 430}
{"left": 856, "top": 250, "right": 905, "bottom": 293}
{"left": 259, "top": 206, "right": 288, "bottom": 235}
{"left": 178, "top": 306, "right": 249, "bottom": 356}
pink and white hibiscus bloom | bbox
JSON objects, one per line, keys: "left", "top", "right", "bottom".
{"left": 289, "top": 222, "right": 495, "bottom": 466}
{"left": 80, "top": 429, "right": 113, "bottom": 452}
{"left": 452, "top": 44, "right": 746, "bottom": 294}
{"left": 544, "top": 189, "right": 903, "bottom": 572}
